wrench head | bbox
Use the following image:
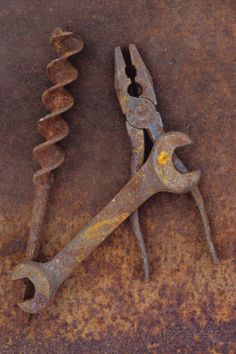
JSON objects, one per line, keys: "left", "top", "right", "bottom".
{"left": 152, "top": 132, "right": 201, "bottom": 193}
{"left": 12, "top": 262, "right": 53, "bottom": 313}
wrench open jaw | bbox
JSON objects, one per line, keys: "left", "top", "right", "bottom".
{"left": 115, "top": 44, "right": 219, "bottom": 277}
{"left": 13, "top": 262, "right": 54, "bottom": 314}
{"left": 13, "top": 132, "right": 200, "bottom": 314}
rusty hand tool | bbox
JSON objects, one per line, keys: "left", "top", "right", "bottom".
{"left": 18, "top": 28, "right": 84, "bottom": 321}
{"left": 115, "top": 44, "right": 219, "bottom": 279}
{"left": 12, "top": 132, "right": 200, "bottom": 314}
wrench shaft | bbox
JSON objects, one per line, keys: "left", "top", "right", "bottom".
{"left": 47, "top": 163, "right": 160, "bottom": 284}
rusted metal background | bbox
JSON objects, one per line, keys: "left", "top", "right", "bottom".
{"left": 0, "top": 0, "right": 235, "bottom": 353}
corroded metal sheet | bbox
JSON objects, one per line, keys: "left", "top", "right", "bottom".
{"left": 0, "top": 0, "right": 235, "bottom": 353}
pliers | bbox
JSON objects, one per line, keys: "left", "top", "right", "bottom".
{"left": 114, "top": 44, "right": 219, "bottom": 280}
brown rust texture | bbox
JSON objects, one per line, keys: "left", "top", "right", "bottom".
{"left": 0, "top": 0, "right": 235, "bottom": 353}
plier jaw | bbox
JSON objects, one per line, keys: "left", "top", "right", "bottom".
{"left": 115, "top": 44, "right": 157, "bottom": 108}
{"left": 115, "top": 44, "right": 163, "bottom": 136}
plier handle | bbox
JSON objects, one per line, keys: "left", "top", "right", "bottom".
{"left": 115, "top": 44, "right": 218, "bottom": 280}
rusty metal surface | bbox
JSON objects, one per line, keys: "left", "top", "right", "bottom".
{"left": 0, "top": 0, "right": 235, "bottom": 353}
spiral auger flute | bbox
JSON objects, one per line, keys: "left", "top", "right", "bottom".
{"left": 18, "top": 28, "right": 84, "bottom": 321}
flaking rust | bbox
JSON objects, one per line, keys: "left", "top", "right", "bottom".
{"left": 18, "top": 28, "right": 84, "bottom": 322}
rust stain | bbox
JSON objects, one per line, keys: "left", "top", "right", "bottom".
{"left": 83, "top": 213, "right": 130, "bottom": 239}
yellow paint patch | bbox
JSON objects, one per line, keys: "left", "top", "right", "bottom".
{"left": 158, "top": 151, "right": 171, "bottom": 165}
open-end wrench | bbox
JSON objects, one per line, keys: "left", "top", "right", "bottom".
{"left": 12, "top": 132, "right": 200, "bottom": 314}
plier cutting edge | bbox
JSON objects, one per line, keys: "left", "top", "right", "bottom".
{"left": 115, "top": 44, "right": 219, "bottom": 280}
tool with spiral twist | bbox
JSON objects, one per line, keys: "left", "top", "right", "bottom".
{"left": 19, "top": 28, "right": 84, "bottom": 321}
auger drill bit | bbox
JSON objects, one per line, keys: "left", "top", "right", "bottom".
{"left": 18, "top": 28, "right": 84, "bottom": 322}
